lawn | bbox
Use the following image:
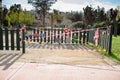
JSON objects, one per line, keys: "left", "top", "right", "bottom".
{"left": 111, "top": 36, "right": 120, "bottom": 61}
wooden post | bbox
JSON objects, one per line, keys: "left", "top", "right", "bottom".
{"left": 61, "top": 29, "right": 63, "bottom": 43}
{"left": 0, "top": 27, "right": 3, "bottom": 50}
{"left": 87, "top": 31, "right": 89, "bottom": 44}
{"left": 11, "top": 30, "right": 14, "bottom": 50}
{"left": 54, "top": 29, "right": 56, "bottom": 43}
{"left": 5, "top": 28, "right": 9, "bottom": 50}
{"left": 22, "top": 30, "right": 25, "bottom": 53}
{"left": 16, "top": 28, "right": 20, "bottom": 50}
{"left": 44, "top": 29, "right": 46, "bottom": 43}
{"left": 108, "top": 26, "right": 112, "bottom": 54}
{"left": 48, "top": 29, "right": 50, "bottom": 43}
{"left": 79, "top": 30, "right": 82, "bottom": 44}
{"left": 83, "top": 31, "right": 86, "bottom": 44}
{"left": 58, "top": 29, "right": 60, "bottom": 44}
{"left": 72, "top": 29, "right": 74, "bottom": 44}
{"left": 37, "top": 29, "right": 39, "bottom": 42}
{"left": 40, "top": 29, "right": 43, "bottom": 43}
{"left": 33, "top": 29, "right": 36, "bottom": 42}
{"left": 76, "top": 30, "right": 78, "bottom": 44}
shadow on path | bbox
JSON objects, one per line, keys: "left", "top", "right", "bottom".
{"left": 0, "top": 52, "right": 23, "bottom": 70}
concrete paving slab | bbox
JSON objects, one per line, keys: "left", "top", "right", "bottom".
{"left": 0, "top": 62, "right": 24, "bottom": 80}
{"left": 0, "top": 62, "right": 120, "bottom": 80}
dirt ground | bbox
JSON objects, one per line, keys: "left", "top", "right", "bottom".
{"left": 0, "top": 48, "right": 116, "bottom": 65}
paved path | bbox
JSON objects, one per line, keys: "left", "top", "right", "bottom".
{"left": 0, "top": 62, "right": 120, "bottom": 80}
{"left": 25, "top": 43, "right": 93, "bottom": 50}
{"left": 0, "top": 44, "right": 120, "bottom": 80}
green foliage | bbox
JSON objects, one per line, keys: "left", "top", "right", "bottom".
{"left": 93, "top": 21, "right": 106, "bottom": 28}
{"left": 51, "top": 9, "right": 63, "bottom": 24}
{"left": 67, "top": 11, "right": 83, "bottom": 22}
{"left": 72, "top": 21, "right": 84, "bottom": 28}
{"left": 83, "top": 6, "right": 106, "bottom": 25}
{"left": 5, "top": 15, "right": 11, "bottom": 26}
{"left": 83, "top": 6, "right": 95, "bottom": 25}
{"left": 8, "top": 4, "right": 35, "bottom": 26}
{"left": 9, "top": 11, "right": 19, "bottom": 25}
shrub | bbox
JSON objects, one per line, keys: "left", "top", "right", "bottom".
{"left": 72, "top": 21, "right": 84, "bottom": 29}
{"left": 93, "top": 21, "right": 106, "bottom": 28}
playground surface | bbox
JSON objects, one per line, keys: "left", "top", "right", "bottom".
{"left": 0, "top": 44, "right": 120, "bottom": 80}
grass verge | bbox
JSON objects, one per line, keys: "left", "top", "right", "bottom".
{"left": 87, "top": 36, "right": 120, "bottom": 62}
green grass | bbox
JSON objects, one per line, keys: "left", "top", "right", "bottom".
{"left": 111, "top": 36, "right": 120, "bottom": 61}
{"left": 87, "top": 36, "right": 120, "bottom": 62}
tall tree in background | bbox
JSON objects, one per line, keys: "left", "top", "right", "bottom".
{"left": 83, "top": 6, "right": 95, "bottom": 25}
{"left": 67, "top": 11, "right": 83, "bottom": 22}
{"left": 95, "top": 6, "right": 106, "bottom": 22}
{"left": 109, "top": 8, "right": 118, "bottom": 36}
{"left": 52, "top": 9, "right": 63, "bottom": 24}
{"left": 0, "top": 4, "right": 35, "bottom": 26}
{"left": 116, "top": 6, "right": 120, "bottom": 21}
{"left": 9, "top": 4, "right": 21, "bottom": 25}
{"left": 28, "top": 0, "right": 57, "bottom": 27}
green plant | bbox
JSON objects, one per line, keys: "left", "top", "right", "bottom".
{"left": 93, "top": 21, "right": 106, "bottom": 28}
{"left": 72, "top": 21, "right": 84, "bottom": 28}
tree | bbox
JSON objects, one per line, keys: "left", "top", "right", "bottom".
{"left": 28, "top": 0, "right": 57, "bottom": 27}
{"left": 67, "top": 11, "right": 83, "bottom": 22}
{"left": 83, "top": 6, "right": 95, "bottom": 25}
{"left": 49, "top": 9, "right": 63, "bottom": 27}
{"left": 108, "top": 8, "right": 118, "bottom": 36}
{"left": 116, "top": 6, "right": 120, "bottom": 21}
{"left": 95, "top": 6, "right": 106, "bottom": 22}
{"left": 2, "top": 7, "right": 8, "bottom": 26}
{"left": 8, "top": 4, "right": 35, "bottom": 26}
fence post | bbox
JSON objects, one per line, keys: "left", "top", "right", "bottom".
{"left": 83, "top": 31, "right": 86, "bottom": 44}
{"left": 33, "top": 29, "right": 36, "bottom": 42}
{"left": 79, "top": 30, "right": 82, "bottom": 44}
{"left": 61, "top": 29, "right": 63, "bottom": 43}
{"left": 37, "top": 29, "right": 39, "bottom": 42}
{"left": 11, "top": 29, "right": 15, "bottom": 50}
{"left": 22, "top": 30, "right": 25, "bottom": 53}
{"left": 5, "top": 28, "right": 9, "bottom": 50}
{"left": 108, "top": 26, "right": 112, "bottom": 54}
{"left": 86, "top": 27, "right": 89, "bottom": 44}
{"left": 16, "top": 28, "right": 20, "bottom": 50}
{"left": 0, "top": 27, "right": 3, "bottom": 50}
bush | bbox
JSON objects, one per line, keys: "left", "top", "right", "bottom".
{"left": 72, "top": 21, "right": 84, "bottom": 29}
{"left": 93, "top": 21, "right": 106, "bottom": 28}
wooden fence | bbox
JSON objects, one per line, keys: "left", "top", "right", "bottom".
{"left": 25, "top": 28, "right": 89, "bottom": 44}
{"left": 0, "top": 28, "right": 25, "bottom": 53}
{"left": 0, "top": 26, "right": 112, "bottom": 54}
{"left": 88, "top": 26, "right": 112, "bottom": 54}
{"left": 26, "top": 26, "right": 112, "bottom": 53}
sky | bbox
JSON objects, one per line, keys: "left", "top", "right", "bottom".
{"left": 2, "top": 0, "right": 120, "bottom": 12}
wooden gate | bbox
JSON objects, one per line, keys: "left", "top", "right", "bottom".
{"left": 24, "top": 26, "right": 112, "bottom": 54}
{"left": 25, "top": 28, "right": 89, "bottom": 44}
{"left": 0, "top": 28, "right": 25, "bottom": 53}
